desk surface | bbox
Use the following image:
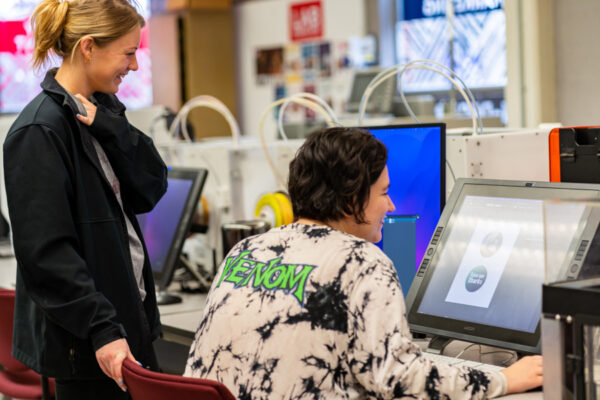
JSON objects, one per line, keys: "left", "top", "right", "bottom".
{"left": 0, "top": 258, "right": 541, "bottom": 398}
{"left": 158, "top": 291, "right": 207, "bottom": 317}
{"left": 0, "top": 256, "right": 16, "bottom": 288}
{"left": 157, "top": 291, "right": 206, "bottom": 345}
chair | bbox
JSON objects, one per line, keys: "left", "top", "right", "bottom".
{"left": 122, "top": 359, "right": 236, "bottom": 400}
{"left": 0, "top": 288, "right": 55, "bottom": 400}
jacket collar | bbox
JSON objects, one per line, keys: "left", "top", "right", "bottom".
{"left": 41, "top": 68, "right": 127, "bottom": 115}
{"left": 40, "top": 69, "right": 116, "bottom": 191}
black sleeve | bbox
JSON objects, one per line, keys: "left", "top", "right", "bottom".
{"left": 4, "top": 125, "right": 126, "bottom": 351}
{"left": 89, "top": 103, "right": 168, "bottom": 214}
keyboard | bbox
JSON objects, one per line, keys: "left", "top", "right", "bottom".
{"left": 421, "top": 351, "right": 506, "bottom": 373}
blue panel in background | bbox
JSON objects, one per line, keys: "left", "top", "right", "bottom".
{"left": 402, "top": 0, "right": 504, "bottom": 20}
{"left": 383, "top": 215, "right": 418, "bottom": 296}
{"left": 366, "top": 124, "right": 444, "bottom": 277}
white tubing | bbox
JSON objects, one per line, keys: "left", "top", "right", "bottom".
{"left": 398, "top": 59, "right": 483, "bottom": 135}
{"left": 358, "top": 61, "right": 482, "bottom": 136}
{"left": 276, "top": 92, "right": 341, "bottom": 141}
{"left": 169, "top": 95, "right": 241, "bottom": 147}
{"left": 259, "top": 96, "right": 338, "bottom": 190}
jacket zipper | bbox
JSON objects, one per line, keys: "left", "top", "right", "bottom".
{"left": 69, "top": 346, "right": 76, "bottom": 375}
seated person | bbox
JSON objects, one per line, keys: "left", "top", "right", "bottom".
{"left": 184, "top": 127, "right": 542, "bottom": 398}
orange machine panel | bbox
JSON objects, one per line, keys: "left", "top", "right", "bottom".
{"left": 548, "top": 126, "right": 600, "bottom": 183}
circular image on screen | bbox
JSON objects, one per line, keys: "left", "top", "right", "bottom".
{"left": 480, "top": 231, "right": 503, "bottom": 257}
{"left": 465, "top": 265, "right": 487, "bottom": 292}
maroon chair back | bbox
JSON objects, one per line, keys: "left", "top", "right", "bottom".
{"left": 0, "top": 288, "right": 55, "bottom": 400}
{"left": 122, "top": 359, "right": 236, "bottom": 400}
{"left": 0, "top": 288, "right": 27, "bottom": 371}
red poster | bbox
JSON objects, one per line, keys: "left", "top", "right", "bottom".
{"left": 289, "top": 1, "right": 323, "bottom": 42}
{"left": 0, "top": 20, "right": 28, "bottom": 53}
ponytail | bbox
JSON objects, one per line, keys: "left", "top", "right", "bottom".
{"left": 30, "top": 0, "right": 145, "bottom": 71}
{"left": 31, "top": 0, "right": 69, "bottom": 70}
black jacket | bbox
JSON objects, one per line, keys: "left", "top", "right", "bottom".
{"left": 3, "top": 70, "right": 168, "bottom": 379}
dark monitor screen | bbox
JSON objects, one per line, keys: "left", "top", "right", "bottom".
{"left": 406, "top": 178, "right": 600, "bottom": 354}
{"left": 137, "top": 167, "right": 207, "bottom": 291}
{"left": 346, "top": 69, "right": 395, "bottom": 113}
{"left": 349, "top": 71, "right": 379, "bottom": 104}
{"left": 362, "top": 124, "right": 445, "bottom": 280}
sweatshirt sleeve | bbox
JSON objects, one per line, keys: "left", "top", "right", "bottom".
{"left": 89, "top": 103, "right": 167, "bottom": 214}
{"left": 347, "top": 258, "right": 507, "bottom": 399}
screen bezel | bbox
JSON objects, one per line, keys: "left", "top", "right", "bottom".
{"left": 146, "top": 167, "right": 208, "bottom": 290}
{"left": 406, "top": 178, "right": 600, "bottom": 354}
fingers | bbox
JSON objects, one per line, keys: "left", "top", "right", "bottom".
{"left": 97, "top": 351, "right": 128, "bottom": 391}
{"left": 113, "top": 351, "right": 128, "bottom": 392}
{"left": 502, "top": 355, "right": 544, "bottom": 394}
{"left": 96, "top": 358, "right": 112, "bottom": 380}
{"left": 73, "top": 93, "right": 97, "bottom": 126}
{"left": 127, "top": 352, "right": 139, "bottom": 364}
{"left": 526, "top": 355, "right": 543, "bottom": 375}
{"left": 76, "top": 113, "right": 91, "bottom": 125}
{"left": 74, "top": 93, "right": 92, "bottom": 106}
{"left": 95, "top": 339, "right": 132, "bottom": 392}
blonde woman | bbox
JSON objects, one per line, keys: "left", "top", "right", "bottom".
{"left": 4, "top": 0, "right": 167, "bottom": 398}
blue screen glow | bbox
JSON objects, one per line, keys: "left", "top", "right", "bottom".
{"left": 367, "top": 124, "right": 444, "bottom": 271}
{"left": 137, "top": 178, "right": 193, "bottom": 273}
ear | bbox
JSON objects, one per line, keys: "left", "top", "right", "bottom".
{"left": 79, "top": 35, "right": 95, "bottom": 63}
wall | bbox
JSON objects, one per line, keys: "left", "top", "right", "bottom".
{"left": 553, "top": 0, "right": 600, "bottom": 126}
{"left": 149, "top": 6, "right": 236, "bottom": 139}
{"left": 234, "top": 0, "right": 367, "bottom": 138}
{"left": 502, "top": 0, "right": 557, "bottom": 129}
{"left": 182, "top": 9, "right": 237, "bottom": 138}
{"left": 505, "top": 0, "right": 600, "bottom": 128}
{"left": 149, "top": 14, "right": 182, "bottom": 113}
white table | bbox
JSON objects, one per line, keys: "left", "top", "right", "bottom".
{"left": 157, "top": 291, "right": 206, "bottom": 346}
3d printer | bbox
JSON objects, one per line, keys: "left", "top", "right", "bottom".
{"left": 542, "top": 199, "right": 600, "bottom": 399}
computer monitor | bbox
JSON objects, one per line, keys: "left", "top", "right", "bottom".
{"left": 346, "top": 68, "right": 395, "bottom": 114}
{"left": 137, "top": 167, "right": 208, "bottom": 304}
{"left": 406, "top": 178, "right": 600, "bottom": 354}
{"left": 361, "top": 123, "right": 445, "bottom": 291}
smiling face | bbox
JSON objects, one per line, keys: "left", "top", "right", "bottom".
{"left": 344, "top": 166, "right": 395, "bottom": 243}
{"left": 85, "top": 25, "right": 141, "bottom": 95}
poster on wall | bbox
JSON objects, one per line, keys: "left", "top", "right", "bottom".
{"left": 254, "top": 35, "right": 365, "bottom": 120}
{"left": 318, "top": 42, "right": 331, "bottom": 78}
{"left": 283, "top": 80, "right": 304, "bottom": 124}
{"left": 284, "top": 43, "right": 302, "bottom": 83}
{"left": 289, "top": 1, "right": 323, "bottom": 42}
{"left": 256, "top": 47, "right": 284, "bottom": 85}
{"left": 301, "top": 42, "right": 317, "bottom": 82}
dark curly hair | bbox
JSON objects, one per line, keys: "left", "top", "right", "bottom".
{"left": 288, "top": 127, "right": 387, "bottom": 224}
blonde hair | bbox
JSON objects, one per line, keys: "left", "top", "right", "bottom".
{"left": 31, "top": 0, "right": 145, "bottom": 70}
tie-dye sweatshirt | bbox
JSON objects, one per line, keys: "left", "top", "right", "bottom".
{"left": 185, "top": 223, "right": 507, "bottom": 399}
